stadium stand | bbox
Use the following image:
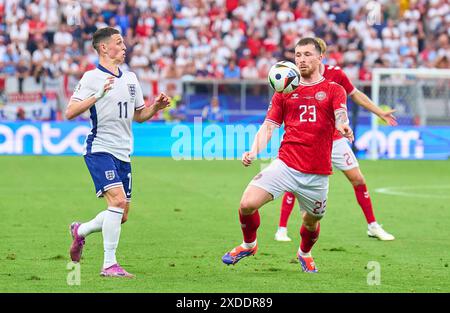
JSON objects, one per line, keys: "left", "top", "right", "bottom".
{"left": 0, "top": 0, "right": 449, "bottom": 122}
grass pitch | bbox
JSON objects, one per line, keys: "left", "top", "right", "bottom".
{"left": 0, "top": 156, "right": 449, "bottom": 292}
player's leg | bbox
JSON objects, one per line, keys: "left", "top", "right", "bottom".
{"left": 294, "top": 173, "right": 328, "bottom": 273}
{"left": 342, "top": 167, "right": 394, "bottom": 241}
{"left": 117, "top": 160, "right": 132, "bottom": 224}
{"left": 298, "top": 211, "right": 321, "bottom": 273}
{"left": 223, "top": 159, "right": 296, "bottom": 265}
{"left": 222, "top": 185, "right": 273, "bottom": 265}
{"left": 70, "top": 153, "right": 123, "bottom": 263}
{"left": 100, "top": 186, "right": 133, "bottom": 277}
{"left": 275, "top": 192, "right": 296, "bottom": 242}
{"left": 332, "top": 138, "right": 394, "bottom": 240}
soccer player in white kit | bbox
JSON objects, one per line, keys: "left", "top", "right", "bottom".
{"left": 66, "top": 27, "right": 170, "bottom": 277}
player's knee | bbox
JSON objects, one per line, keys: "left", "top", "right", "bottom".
{"left": 351, "top": 175, "right": 366, "bottom": 186}
{"left": 239, "top": 199, "right": 258, "bottom": 215}
{"left": 111, "top": 196, "right": 127, "bottom": 209}
{"left": 302, "top": 212, "right": 321, "bottom": 229}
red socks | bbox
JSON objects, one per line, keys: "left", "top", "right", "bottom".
{"left": 239, "top": 210, "right": 260, "bottom": 243}
{"left": 354, "top": 184, "right": 376, "bottom": 224}
{"left": 279, "top": 192, "right": 295, "bottom": 227}
{"left": 300, "top": 223, "right": 320, "bottom": 253}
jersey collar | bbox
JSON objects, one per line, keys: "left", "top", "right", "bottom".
{"left": 97, "top": 64, "right": 122, "bottom": 78}
{"left": 299, "top": 76, "right": 325, "bottom": 86}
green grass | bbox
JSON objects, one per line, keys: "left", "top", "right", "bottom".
{"left": 0, "top": 156, "right": 449, "bottom": 292}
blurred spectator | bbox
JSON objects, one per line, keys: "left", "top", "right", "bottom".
{"left": 241, "top": 59, "right": 258, "bottom": 79}
{"left": 223, "top": 59, "right": 240, "bottom": 79}
{"left": 202, "top": 96, "right": 223, "bottom": 123}
{"left": 16, "top": 59, "right": 30, "bottom": 94}
{"left": 16, "top": 107, "right": 27, "bottom": 121}
{"left": 1, "top": 44, "right": 20, "bottom": 76}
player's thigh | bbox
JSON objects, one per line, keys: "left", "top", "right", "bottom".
{"left": 116, "top": 160, "right": 132, "bottom": 202}
{"left": 331, "top": 138, "right": 359, "bottom": 171}
{"left": 294, "top": 174, "right": 329, "bottom": 218}
{"left": 248, "top": 159, "right": 299, "bottom": 201}
{"left": 240, "top": 184, "right": 274, "bottom": 212}
{"left": 84, "top": 152, "right": 124, "bottom": 198}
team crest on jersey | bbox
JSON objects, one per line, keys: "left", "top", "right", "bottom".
{"left": 105, "top": 170, "right": 115, "bottom": 181}
{"left": 315, "top": 91, "right": 326, "bottom": 101}
{"left": 291, "top": 93, "right": 299, "bottom": 99}
{"left": 127, "top": 84, "right": 136, "bottom": 97}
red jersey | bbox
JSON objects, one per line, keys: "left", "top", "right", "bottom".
{"left": 266, "top": 77, "right": 348, "bottom": 175}
{"left": 322, "top": 64, "right": 356, "bottom": 141}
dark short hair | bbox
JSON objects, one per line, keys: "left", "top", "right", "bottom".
{"left": 92, "top": 27, "right": 120, "bottom": 52}
{"left": 295, "top": 37, "right": 322, "bottom": 54}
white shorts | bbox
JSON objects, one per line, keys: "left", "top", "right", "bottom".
{"left": 249, "top": 159, "right": 329, "bottom": 217}
{"left": 332, "top": 138, "right": 359, "bottom": 171}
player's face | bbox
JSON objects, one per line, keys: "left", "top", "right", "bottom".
{"left": 106, "top": 34, "right": 127, "bottom": 64}
{"left": 294, "top": 44, "right": 322, "bottom": 78}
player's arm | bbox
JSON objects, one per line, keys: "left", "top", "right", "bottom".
{"left": 335, "top": 109, "right": 354, "bottom": 142}
{"left": 243, "top": 93, "right": 283, "bottom": 167}
{"left": 242, "top": 121, "right": 277, "bottom": 167}
{"left": 350, "top": 90, "right": 397, "bottom": 126}
{"left": 332, "top": 84, "right": 354, "bottom": 142}
{"left": 133, "top": 93, "right": 171, "bottom": 123}
{"left": 65, "top": 76, "right": 114, "bottom": 120}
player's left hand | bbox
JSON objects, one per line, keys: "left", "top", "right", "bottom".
{"left": 337, "top": 124, "right": 354, "bottom": 143}
{"left": 379, "top": 109, "right": 398, "bottom": 126}
{"left": 153, "top": 92, "right": 171, "bottom": 111}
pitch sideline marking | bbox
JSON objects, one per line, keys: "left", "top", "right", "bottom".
{"left": 374, "top": 185, "right": 450, "bottom": 199}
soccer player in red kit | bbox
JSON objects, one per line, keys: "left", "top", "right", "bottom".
{"left": 222, "top": 38, "right": 354, "bottom": 272}
{"left": 275, "top": 38, "right": 396, "bottom": 242}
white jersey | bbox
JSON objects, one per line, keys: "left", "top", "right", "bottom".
{"left": 71, "top": 65, "right": 145, "bottom": 162}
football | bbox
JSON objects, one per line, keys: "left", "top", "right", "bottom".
{"left": 267, "top": 61, "right": 301, "bottom": 94}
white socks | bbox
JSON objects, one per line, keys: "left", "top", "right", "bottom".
{"left": 102, "top": 207, "right": 124, "bottom": 269}
{"left": 78, "top": 211, "right": 107, "bottom": 238}
{"left": 298, "top": 248, "right": 311, "bottom": 257}
{"left": 241, "top": 240, "right": 257, "bottom": 249}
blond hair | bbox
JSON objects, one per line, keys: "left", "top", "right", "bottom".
{"left": 314, "top": 37, "right": 327, "bottom": 55}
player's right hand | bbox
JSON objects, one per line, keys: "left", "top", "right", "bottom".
{"left": 337, "top": 124, "right": 354, "bottom": 143}
{"left": 94, "top": 76, "right": 115, "bottom": 100}
{"left": 242, "top": 151, "right": 256, "bottom": 167}
{"left": 153, "top": 92, "right": 171, "bottom": 110}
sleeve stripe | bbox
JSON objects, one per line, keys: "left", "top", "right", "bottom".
{"left": 265, "top": 119, "right": 281, "bottom": 127}
{"left": 348, "top": 88, "right": 357, "bottom": 96}
{"left": 135, "top": 105, "right": 145, "bottom": 111}
{"left": 71, "top": 97, "right": 83, "bottom": 101}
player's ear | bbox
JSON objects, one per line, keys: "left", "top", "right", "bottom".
{"left": 99, "top": 40, "right": 108, "bottom": 55}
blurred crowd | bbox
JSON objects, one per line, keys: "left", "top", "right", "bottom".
{"left": 0, "top": 0, "right": 449, "bottom": 89}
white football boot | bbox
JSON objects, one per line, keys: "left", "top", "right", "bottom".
{"left": 274, "top": 227, "right": 292, "bottom": 242}
{"left": 367, "top": 222, "right": 395, "bottom": 241}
